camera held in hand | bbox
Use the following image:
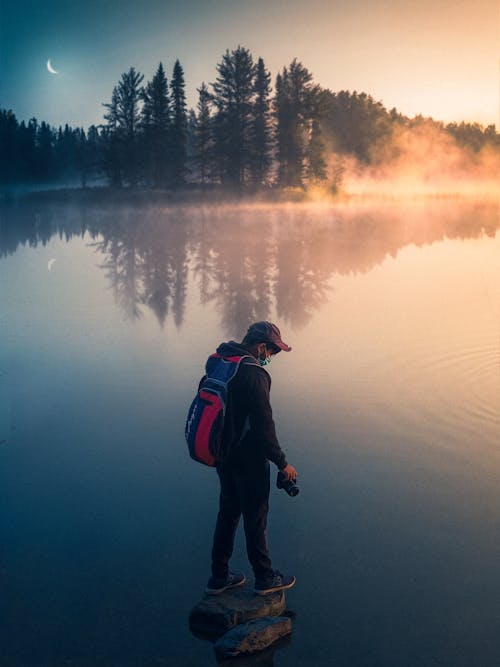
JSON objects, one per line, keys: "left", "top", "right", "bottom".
{"left": 277, "top": 470, "right": 300, "bottom": 497}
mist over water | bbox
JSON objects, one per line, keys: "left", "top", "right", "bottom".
{"left": 1, "top": 197, "right": 499, "bottom": 666}
{"left": 2, "top": 197, "right": 498, "bottom": 328}
{"left": 331, "top": 122, "right": 500, "bottom": 199}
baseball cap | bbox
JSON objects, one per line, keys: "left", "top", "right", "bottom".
{"left": 246, "top": 321, "right": 292, "bottom": 352}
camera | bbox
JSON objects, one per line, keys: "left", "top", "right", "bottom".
{"left": 277, "top": 471, "right": 300, "bottom": 497}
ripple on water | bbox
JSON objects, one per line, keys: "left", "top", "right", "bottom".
{"left": 401, "top": 336, "right": 500, "bottom": 453}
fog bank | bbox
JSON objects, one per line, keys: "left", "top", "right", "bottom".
{"left": 338, "top": 122, "right": 500, "bottom": 198}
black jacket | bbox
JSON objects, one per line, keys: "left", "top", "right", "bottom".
{"left": 201, "top": 341, "right": 288, "bottom": 469}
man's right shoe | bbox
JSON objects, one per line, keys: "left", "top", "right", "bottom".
{"left": 254, "top": 570, "right": 296, "bottom": 596}
{"left": 205, "top": 571, "right": 246, "bottom": 595}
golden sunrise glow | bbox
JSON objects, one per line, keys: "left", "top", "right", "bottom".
{"left": 242, "top": 0, "right": 499, "bottom": 126}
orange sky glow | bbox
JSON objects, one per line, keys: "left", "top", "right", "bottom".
{"left": 242, "top": 0, "right": 500, "bottom": 126}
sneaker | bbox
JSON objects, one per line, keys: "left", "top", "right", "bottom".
{"left": 254, "top": 570, "right": 296, "bottom": 596}
{"left": 205, "top": 571, "right": 246, "bottom": 595}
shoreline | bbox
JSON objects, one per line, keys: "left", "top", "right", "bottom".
{"left": 1, "top": 184, "right": 499, "bottom": 208}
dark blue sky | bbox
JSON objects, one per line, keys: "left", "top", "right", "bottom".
{"left": 1, "top": 0, "right": 497, "bottom": 130}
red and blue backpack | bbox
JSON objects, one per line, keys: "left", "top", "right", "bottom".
{"left": 185, "top": 353, "right": 259, "bottom": 466}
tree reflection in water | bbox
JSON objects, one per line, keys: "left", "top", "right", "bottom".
{"left": 1, "top": 198, "right": 498, "bottom": 332}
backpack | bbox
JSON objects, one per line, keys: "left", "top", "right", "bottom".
{"left": 185, "top": 353, "right": 259, "bottom": 467}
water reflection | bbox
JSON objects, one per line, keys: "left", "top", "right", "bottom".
{"left": 215, "top": 634, "right": 292, "bottom": 666}
{"left": 90, "top": 209, "right": 190, "bottom": 327}
{"left": 192, "top": 624, "right": 292, "bottom": 666}
{"left": 1, "top": 198, "right": 498, "bottom": 332}
{"left": 1, "top": 197, "right": 499, "bottom": 667}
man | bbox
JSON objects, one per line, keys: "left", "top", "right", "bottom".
{"left": 204, "top": 321, "right": 298, "bottom": 596}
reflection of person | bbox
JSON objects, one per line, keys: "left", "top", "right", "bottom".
{"left": 204, "top": 321, "right": 298, "bottom": 596}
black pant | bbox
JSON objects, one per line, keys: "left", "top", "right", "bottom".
{"left": 211, "top": 455, "right": 273, "bottom": 582}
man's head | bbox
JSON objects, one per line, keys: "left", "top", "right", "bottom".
{"left": 242, "top": 321, "right": 292, "bottom": 364}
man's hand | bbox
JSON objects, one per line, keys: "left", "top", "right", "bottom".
{"left": 280, "top": 463, "right": 298, "bottom": 481}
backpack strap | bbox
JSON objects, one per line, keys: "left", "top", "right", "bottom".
{"left": 205, "top": 353, "right": 260, "bottom": 380}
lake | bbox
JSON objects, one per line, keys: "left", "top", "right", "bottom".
{"left": 1, "top": 196, "right": 499, "bottom": 666}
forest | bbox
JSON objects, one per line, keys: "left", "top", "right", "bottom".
{"left": 1, "top": 46, "right": 499, "bottom": 193}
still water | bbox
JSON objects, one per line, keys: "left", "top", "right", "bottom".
{"left": 1, "top": 198, "right": 499, "bottom": 666}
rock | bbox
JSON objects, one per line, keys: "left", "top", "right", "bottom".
{"left": 189, "top": 587, "right": 286, "bottom": 634}
{"left": 214, "top": 616, "right": 292, "bottom": 657}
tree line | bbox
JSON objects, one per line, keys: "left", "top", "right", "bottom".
{"left": 99, "top": 50, "right": 328, "bottom": 190}
{"left": 0, "top": 111, "right": 98, "bottom": 187}
{"left": 1, "top": 46, "right": 499, "bottom": 192}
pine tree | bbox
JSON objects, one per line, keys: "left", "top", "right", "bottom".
{"left": 116, "top": 67, "right": 144, "bottom": 186}
{"left": 169, "top": 59, "right": 188, "bottom": 186}
{"left": 25, "top": 119, "right": 38, "bottom": 181}
{"left": 141, "top": 62, "right": 170, "bottom": 187}
{"left": 194, "top": 82, "right": 213, "bottom": 183}
{"left": 275, "top": 66, "right": 303, "bottom": 187}
{"left": 0, "top": 110, "right": 19, "bottom": 184}
{"left": 102, "top": 68, "right": 144, "bottom": 187}
{"left": 274, "top": 59, "right": 321, "bottom": 188}
{"left": 274, "top": 72, "right": 288, "bottom": 186}
{"left": 84, "top": 124, "right": 101, "bottom": 186}
{"left": 36, "top": 121, "right": 54, "bottom": 181}
{"left": 307, "top": 119, "right": 327, "bottom": 182}
{"left": 250, "top": 57, "right": 272, "bottom": 187}
{"left": 211, "top": 46, "right": 256, "bottom": 188}
{"left": 75, "top": 127, "right": 88, "bottom": 187}
{"left": 186, "top": 108, "right": 197, "bottom": 170}
{"left": 102, "top": 86, "right": 123, "bottom": 187}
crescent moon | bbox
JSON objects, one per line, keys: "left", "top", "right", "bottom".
{"left": 47, "top": 59, "right": 58, "bottom": 75}
{"left": 48, "top": 259, "right": 56, "bottom": 271}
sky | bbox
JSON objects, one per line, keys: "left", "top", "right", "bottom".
{"left": 1, "top": 0, "right": 498, "bottom": 130}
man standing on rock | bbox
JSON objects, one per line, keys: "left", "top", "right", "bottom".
{"left": 204, "top": 321, "right": 298, "bottom": 596}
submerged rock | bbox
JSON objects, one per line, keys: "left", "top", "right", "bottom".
{"left": 189, "top": 587, "right": 286, "bottom": 634}
{"left": 214, "top": 616, "right": 292, "bottom": 657}
{"left": 216, "top": 635, "right": 292, "bottom": 666}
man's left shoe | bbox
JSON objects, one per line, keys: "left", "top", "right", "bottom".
{"left": 205, "top": 571, "right": 246, "bottom": 595}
